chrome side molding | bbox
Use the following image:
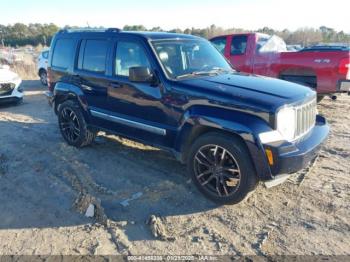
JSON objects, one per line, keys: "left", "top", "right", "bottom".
{"left": 90, "top": 110, "right": 166, "bottom": 136}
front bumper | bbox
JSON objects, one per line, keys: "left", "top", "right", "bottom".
{"left": 264, "top": 115, "right": 329, "bottom": 176}
{"left": 0, "top": 81, "right": 23, "bottom": 104}
{"left": 0, "top": 96, "right": 23, "bottom": 104}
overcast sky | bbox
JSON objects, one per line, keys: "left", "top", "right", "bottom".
{"left": 1, "top": 0, "right": 349, "bottom": 32}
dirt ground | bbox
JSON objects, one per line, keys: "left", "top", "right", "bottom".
{"left": 0, "top": 80, "right": 349, "bottom": 256}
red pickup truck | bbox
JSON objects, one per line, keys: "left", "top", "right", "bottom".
{"left": 210, "top": 33, "right": 350, "bottom": 101}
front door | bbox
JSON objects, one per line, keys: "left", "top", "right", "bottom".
{"left": 227, "top": 35, "right": 253, "bottom": 73}
{"left": 101, "top": 39, "right": 173, "bottom": 145}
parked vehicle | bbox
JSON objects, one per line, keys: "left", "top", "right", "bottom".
{"left": 0, "top": 64, "right": 23, "bottom": 104}
{"left": 210, "top": 33, "right": 350, "bottom": 101}
{"left": 37, "top": 49, "right": 49, "bottom": 85}
{"left": 46, "top": 29, "right": 329, "bottom": 204}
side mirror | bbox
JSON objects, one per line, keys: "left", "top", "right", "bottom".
{"left": 129, "top": 67, "right": 153, "bottom": 83}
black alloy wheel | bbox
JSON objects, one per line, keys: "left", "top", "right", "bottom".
{"left": 188, "top": 132, "right": 257, "bottom": 204}
{"left": 59, "top": 107, "right": 81, "bottom": 144}
{"left": 193, "top": 144, "right": 241, "bottom": 197}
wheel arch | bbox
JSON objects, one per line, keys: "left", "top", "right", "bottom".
{"left": 175, "top": 108, "right": 273, "bottom": 181}
{"left": 38, "top": 67, "right": 47, "bottom": 76}
{"left": 53, "top": 82, "right": 89, "bottom": 118}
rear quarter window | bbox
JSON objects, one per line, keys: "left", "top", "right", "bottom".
{"left": 79, "top": 40, "right": 108, "bottom": 73}
{"left": 52, "top": 39, "right": 75, "bottom": 69}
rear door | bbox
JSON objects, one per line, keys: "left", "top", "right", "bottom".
{"left": 73, "top": 38, "right": 112, "bottom": 110}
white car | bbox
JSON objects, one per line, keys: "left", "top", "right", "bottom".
{"left": 37, "top": 49, "right": 49, "bottom": 85}
{"left": 0, "top": 65, "right": 23, "bottom": 104}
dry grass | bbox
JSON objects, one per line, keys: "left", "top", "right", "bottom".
{"left": 1, "top": 49, "right": 39, "bottom": 80}
{"left": 12, "top": 61, "right": 37, "bottom": 80}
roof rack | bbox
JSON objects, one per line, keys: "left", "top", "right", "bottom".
{"left": 58, "top": 28, "right": 121, "bottom": 34}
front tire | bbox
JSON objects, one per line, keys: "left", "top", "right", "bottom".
{"left": 58, "top": 100, "right": 96, "bottom": 147}
{"left": 187, "top": 132, "right": 257, "bottom": 205}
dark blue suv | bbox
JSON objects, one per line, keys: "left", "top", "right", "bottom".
{"left": 47, "top": 28, "right": 329, "bottom": 204}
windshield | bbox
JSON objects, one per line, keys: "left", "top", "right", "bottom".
{"left": 151, "top": 39, "right": 233, "bottom": 79}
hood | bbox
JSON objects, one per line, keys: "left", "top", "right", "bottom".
{"left": 0, "top": 67, "right": 21, "bottom": 84}
{"left": 180, "top": 72, "right": 316, "bottom": 111}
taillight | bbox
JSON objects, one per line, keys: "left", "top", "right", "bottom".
{"left": 339, "top": 58, "right": 350, "bottom": 75}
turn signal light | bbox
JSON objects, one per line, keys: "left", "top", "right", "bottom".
{"left": 265, "top": 148, "right": 274, "bottom": 166}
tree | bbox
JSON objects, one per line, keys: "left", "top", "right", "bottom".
{"left": 123, "top": 25, "right": 147, "bottom": 31}
{"left": 0, "top": 23, "right": 349, "bottom": 47}
{"left": 168, "top": 28, "right": 183, "bottom": 34}
{"left": 150, "top": 26, "right": 163, "bottom": 32}
{"left": 257, "top": 26, "right": 275, "bottom": 35}
{"left": 183, "top": 28, "right": 191, "bottom": 35}
{"left": 0, "top": 23, "right": 59, "bottom": 46}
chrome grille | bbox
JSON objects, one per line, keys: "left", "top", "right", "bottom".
{"left": 294, "top": 98, "right": 317, "bottom": 139}
{"left": 0, "top": 83, "right": 14, "bottom": 96}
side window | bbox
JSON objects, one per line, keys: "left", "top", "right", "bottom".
{"left": 211, "top": 37, "right": 227, "bottom": 54}
{"left": 79, "top": 40, "right": 108, "bottom": 73}
{"left": 52, "top": 39, "right": 75, "bottom": 69}
{"left": 115, "top": 41, "right": 151, "bottom": 77}
{"left": 42, "top": 51, "right": 49, "bottom": 59}
{"left": 230, "top": 35, "right": 248, "bottom": 55}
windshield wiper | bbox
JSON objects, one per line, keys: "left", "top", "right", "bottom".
{"left": 210, "top": 67, "right": 234, "bottom": 74}
{"left": 175, "top": 72, "right": 212, "bottom": 80}
{"left": 176, "top": 68, "right": 233, "bottom": 79}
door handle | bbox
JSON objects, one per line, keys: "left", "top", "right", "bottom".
{"left": 109, "top": 83, "right": 122, "bottom": 88}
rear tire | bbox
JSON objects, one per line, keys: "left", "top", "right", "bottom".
{"left": 58, "top": 100, "right": 96, "bottom": 147}
{"left": 39, "top": 70, "right": 47, "bottom": 86}
{"left": 187, "top": 132, "right": 258, "bottom": 205}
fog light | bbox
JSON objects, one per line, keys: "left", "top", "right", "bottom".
{"left": 265, "top": 148, "right": 274, "bottom": 166}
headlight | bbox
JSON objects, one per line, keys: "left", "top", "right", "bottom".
{"left": 1, "top": 83, "right": 15, "bottom": 89}
{"left": 276, "top": 106, "right": 295, "bottom": 142}
{"left": 11, "top": 76, "right": 21, "bottom": 85}
{"left": 12, "top": 76, "right": 20, "bottom": 82}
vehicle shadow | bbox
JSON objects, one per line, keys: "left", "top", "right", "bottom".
{"left": 0, "top": 80, "right": 218, "bottom": 241}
